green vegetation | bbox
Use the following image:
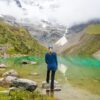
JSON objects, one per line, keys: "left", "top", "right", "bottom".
{"left": 0, "top": 57, "right": 62, "bottom": 100}
{"left": 86, "top": 24, "right": 100, "bottom": 34}
{"left": 0, "top": 87, "right": 7, "bottom": 91}
{"left": 0, "top": 90, "right": 56, "bottom": 100}
{"left": 63, "top": 24, "right": 100, "bottom": 55}
{"left": 0, "top": 21, "right": 47, "bottom": 56}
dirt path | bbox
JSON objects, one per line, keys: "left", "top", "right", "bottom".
{"left": 55, "top": 82, "right": 100, "bottom": 100}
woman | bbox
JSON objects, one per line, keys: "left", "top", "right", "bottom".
{"left": 45, "top": 46, "right": 58, "bottom": 91}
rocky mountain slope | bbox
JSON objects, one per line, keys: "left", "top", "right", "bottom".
{"left": 23, "top": 20, "right": 66, "bottom": 46}
{"left": 68, "top": 19, "right": 100, "bottom": 34}
{"left": 63, "top": 24, "right": 100, "bottom": 56}
{"left": 0, "top": 15, "right": 66, "bottom": 46}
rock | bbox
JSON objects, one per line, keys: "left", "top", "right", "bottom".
{"left": 0, "top": 70, "right": 18, "bottom": 85}
{"left": 42, "top": 83, "right": 50, "bottom": 89}
{"left": 0, "top": 76, "right": 17, "bottom": 85}
{"left": 42, "top": 80, "right": 58, "bottom": 85}
{"left": 21, "top": 60, "right": 29, "bottom": 64}
{"left": 4, "top": 76, "right": 17, "bottom": 83}
{"left": 0, "top": 64, "right": 7, "bottom": 68}
{"left": 21, "top": 61, "right": 37, "bottom": 65}
{"left": 42, "top": 80, "right": 61, "bottom": 89}
{"left": 2, "top": 69, "right": 18, "bottom": 77}
{"left": 11, "top": 78, "right": 37, "bottom": 92}
{"left": 30, "top": 61, "right": 37, "bottom": 65}
{"left": 9, "top": 87, "right": 17, "bottom": 91}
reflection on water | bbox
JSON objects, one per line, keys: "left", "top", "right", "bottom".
{"left": 58, "top": 63, "right": 67, "bottom": 75}
{"left": 63, "top": 55, "right": 100, "bottom": 67}
{"left": 48, "top": 56, "right": 100, "bottom": 100}
{"left": 58, "top": 56, "right": 100, "bottom": 78}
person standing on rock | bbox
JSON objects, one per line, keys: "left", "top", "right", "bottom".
{"left": 45, "top": 46, "right": 58, "bottom": 91}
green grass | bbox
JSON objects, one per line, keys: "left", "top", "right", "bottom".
{"left": 0, "top": 87, "right": 7, "bottom": 91}
{"left": 86, "top": 24, "right": 100, "bottom": 34}
{"left": 0, "top": 21, "right": 47, "bottom": 56}
{"left": 0, "top": 90, "right": 56, "bottom": 100}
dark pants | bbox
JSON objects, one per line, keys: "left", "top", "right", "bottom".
{"left": 46, "top": 70, "right": 56, "bottom": 90}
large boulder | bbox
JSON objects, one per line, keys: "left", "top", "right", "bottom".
{"left": 11, "top": 79, "right": 37, "bottom": 92}
{"left": 2, "top": 69, "right": 18, "bottom": 77}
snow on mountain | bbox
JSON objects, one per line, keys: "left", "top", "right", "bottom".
{"left": 0, "top": 14, "right": 3, "bottom": 17}
{"left": 22, "top": 20, "right": 66, "bottom": 46}
{"left": 0, "top": 0, "right": 59, "bottom": 23}
{"left": 14, "top": 0, "right": 22, "bottom": 8}
{"left": 55, "top": 34, "right": 68, "bottom": 46}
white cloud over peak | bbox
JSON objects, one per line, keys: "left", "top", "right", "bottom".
{"left": 0, "top": 0, "right": 100, "bottom": 26}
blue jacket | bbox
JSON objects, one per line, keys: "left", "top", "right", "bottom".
{"left": 45, "top": 52, "right": 58, "bottom": 71}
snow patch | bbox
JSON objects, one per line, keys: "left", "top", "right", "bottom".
{"left": 55, "top": 35, "right": 68, "bottom": 46}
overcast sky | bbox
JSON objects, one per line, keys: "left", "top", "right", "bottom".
{"left": 0, "top": 0, "right": 100, "bottom": 26}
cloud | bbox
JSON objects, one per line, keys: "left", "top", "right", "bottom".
{"left": 0, "top": 0, "right": 24, "bottom": 20}
{"left": 47, "top": 0, "right": 100, "bottom": 26}
{"left": 0, "top": 0, "right": 100, "bottom": 26}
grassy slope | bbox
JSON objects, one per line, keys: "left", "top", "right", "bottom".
{"left": 0, "top": 21, "right": 47, "bottom": 56}
{"left": 63, "top": 24, "right": 100, "bottom": 55}
{"left": 86, "top": 24, "right": 100, "bottom": 34}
